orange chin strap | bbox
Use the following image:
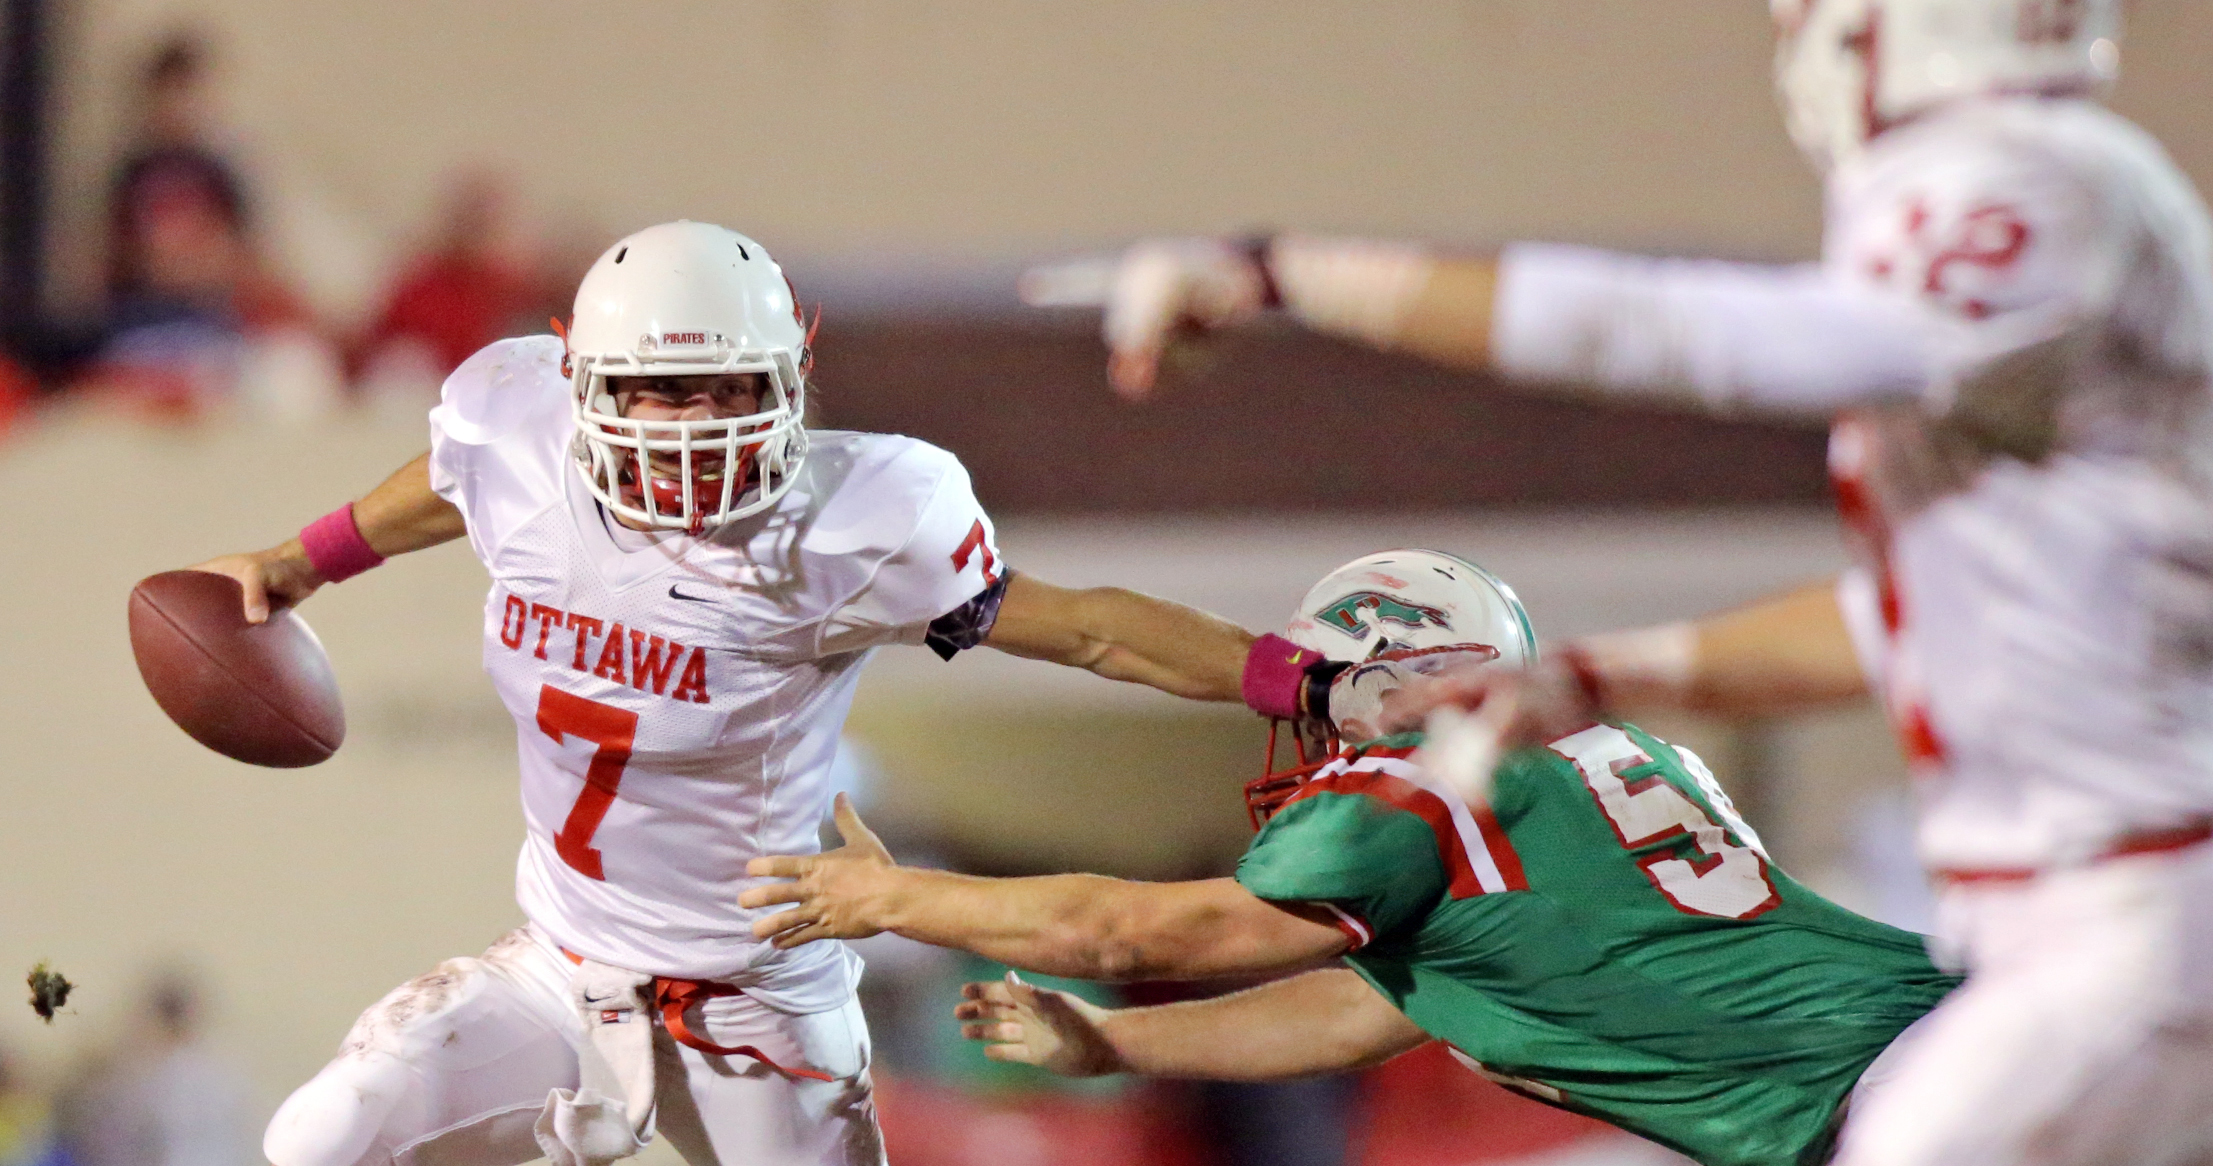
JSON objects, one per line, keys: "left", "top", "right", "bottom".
{"left": 550, "top": 317, "right": 573, "bottom": 377}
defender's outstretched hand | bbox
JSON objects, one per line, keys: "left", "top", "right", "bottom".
{"left": 956, "top": 973, "right": 1122, "bottom": 1077}
{"left": 742, "top": 794, "right": 903, "bottom": 949}
{"left": 1099, "top": 239, "right": 1271, "bottom": 400}
{"left": 190, "top": 543, "right": 326, "bottom": 625}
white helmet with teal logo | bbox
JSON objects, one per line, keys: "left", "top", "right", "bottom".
{"left": 1287, "top": 550, "right": 1537, "bottom": 668}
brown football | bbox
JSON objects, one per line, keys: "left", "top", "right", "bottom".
{"left": 128, "top": 570, "right": 345, "bottom": 767}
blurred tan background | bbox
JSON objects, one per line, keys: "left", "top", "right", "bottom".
{"left": 41, "top": 1, "right": 2213, "bottom": 323}
{"left": 4, "top": 3, "right": 2211, "bottom": 1166}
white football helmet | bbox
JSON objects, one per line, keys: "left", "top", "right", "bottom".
{"left": 1248, "top": 550, "right": 1537, "bottom": 825}
{"left": 1773, "top": 0, "right": 2122, "bottom": 170}
{"left": 565, "top": 221, "right": 812, "bottom": 533}
{"left": 1287, "top": 549, "right": 1537, "bottom": 668}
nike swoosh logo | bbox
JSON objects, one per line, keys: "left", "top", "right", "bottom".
{"left": 582, "top": 991, "right": 623, "bottom": 1004}
{"left": 1286, "top": 651, "right": 1305, "bottom": 664}
{"left": 669, "top": 584, "right": 715, "bottom": 603}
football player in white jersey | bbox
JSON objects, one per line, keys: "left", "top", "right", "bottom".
{"left": 185, "top": 221, "right": 1343, "bottom": 1166}
{"left": 1077, "top": 3, "right": 2213, "bottom": 1164}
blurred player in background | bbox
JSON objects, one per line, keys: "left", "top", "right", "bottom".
{"left": 739, "top": 553, "right": 1960, "bottom": 1166}
{"left": 183, "top": 220, "right": 1333, "bottom": 1166}
{"left": 1071, "top": 3, "right": 2213, "bottom": 1162}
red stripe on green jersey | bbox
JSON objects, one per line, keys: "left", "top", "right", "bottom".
{"left": 1282, "top": 746, "right": 1529, "bottom": 899}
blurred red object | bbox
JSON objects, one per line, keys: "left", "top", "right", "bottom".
{"left": 358, "top": 173, "right": 533, "bottom": 378}
{"left": 1356, "top": 1042, "right": 1616, "bottom": 1165}
{"left": 874, "top": 1074, "right": 1207, "bottom": 1166}
{"left": 363, "top": 253, "right": 528, "bottom": 375}
{"left": 872, "top": 1043, "right": 1627, "bottom": 1166}
{"left": 0, "top": 353, "right": 33, "bottom": 437}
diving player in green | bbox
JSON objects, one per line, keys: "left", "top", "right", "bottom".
{"left": 741, "top": 551, "right": 1957, "bottom": 1166}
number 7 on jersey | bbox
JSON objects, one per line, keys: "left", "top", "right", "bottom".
{"left": 536, "top": 685, "right": 637, "bottom": 881}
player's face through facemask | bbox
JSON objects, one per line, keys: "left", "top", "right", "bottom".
{"left": 605, "top": 372, "right": 774, "bottom": 526}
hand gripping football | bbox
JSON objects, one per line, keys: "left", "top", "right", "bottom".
{"left": 128, "top": 570, "right": 345, "bottom": 767}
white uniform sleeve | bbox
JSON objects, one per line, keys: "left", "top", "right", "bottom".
{"left": 1491, "top": 243, "right": 1934, "bottom": 415}
{"left": 426, "top": 336, "right": 571, "bottom": 560}
{"left": 817, "top": 444, "right": 1004, "bottom": 657}
{"left": 1492, "top": 124, "right": 2145, "bottom": 419}
{"left": 1824, "top": 122, "right": 2143, "bottom": 417}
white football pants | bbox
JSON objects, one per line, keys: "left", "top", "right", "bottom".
{"left": 263, "top": 926, "right": 884, "bottom": 1166}
{"left": 1834, "top": 844, "right": 2213, "bottom": 1166}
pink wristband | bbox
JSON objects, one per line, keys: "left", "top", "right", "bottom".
{"left": 1243, "top": 633, "right": 1325, "bottom": 720}
{"left": 299, "top": 503, "right": 386, "bottom": 583}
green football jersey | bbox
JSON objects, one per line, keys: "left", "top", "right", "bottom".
{"left": 1235, "top": 724, "right": 1957, "bottom": 1166}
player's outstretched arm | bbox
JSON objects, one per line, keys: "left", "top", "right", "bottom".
{"left": 1583, "top": 577, "right": 1870, "bottom": 718}
{"left": 191, "top": 452, "right": 467, "bottom": 623}
{"left": 1093, "top": 235, "right": 1933, "bottom": 416}
{"left": 742, "top": 795, "right": 1350, "bottom": 980}
{"left": 958, "top": 966, "right": 1426, "bottom": 1081}
{"left": 1381, "top": 577, "right": 1871, "bottom": 738}
{"left": 984, "top": 573, "right": 1254, "bottom": 702}
{"left": 1092, "top": 236, "right": 1500, "bottom": 399}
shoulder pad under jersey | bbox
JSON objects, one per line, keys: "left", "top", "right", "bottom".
{"left": 430, "top": 335, "right": 568, "bottom": 446}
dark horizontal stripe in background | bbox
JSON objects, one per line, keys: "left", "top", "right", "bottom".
{"left": 815, "top": 317, "right": 1833, "bottom": 515}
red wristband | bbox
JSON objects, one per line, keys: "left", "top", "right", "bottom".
{"left": 299, "top": 503, "right": 386, "bottom": 583}
{"left": 1243, "top": 633, "right": 1326, "bottom": 720}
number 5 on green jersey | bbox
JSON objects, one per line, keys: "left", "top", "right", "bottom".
{"left": 1550, "top": 724, "right": 1781, "bottom": 920}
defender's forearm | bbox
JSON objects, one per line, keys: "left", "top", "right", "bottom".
{"left": 1685, "top": 579, "right": 1869, "bottom": 713}
{"left": 877, "top": 871, "right": 1275, "bottom": 982}
{"left": 1372, "top": 256, "right": 1500, "bottom": 372}
{"left": 1262, "top": 238, "right": 1490, "bottom": 372}
{"left": 1273, "top": 240, "right": 1931, "bottom": 414}
{"left": 1098, "top": 968, "right": 1429, "bottom": 1081}
{"left": 1579, "top": 579, "right": 1869, "bottom": 717}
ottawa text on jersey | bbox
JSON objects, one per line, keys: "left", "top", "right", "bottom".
{"left": 497, "top": 591, "right": 712, "bottom": 704}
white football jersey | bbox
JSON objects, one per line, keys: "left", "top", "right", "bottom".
{"left": 428, "top": 336, "right": 1004, "bottom": 1010}
{"left": 1824, "top": 98, "right": 2213, "bottom": 457}
{"left": 1826, "top": 100, "right": 2213, "bottom": 870}
{"left": 1496, "top": 98, "right": 2213, "bottom": 870}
